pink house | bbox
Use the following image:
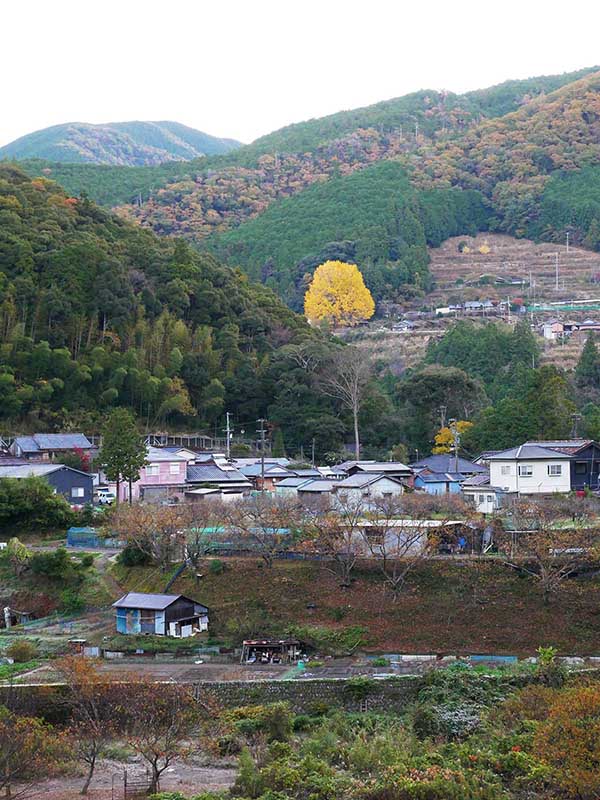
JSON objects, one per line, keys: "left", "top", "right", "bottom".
{"left": 111, "top": 446, "right": 193, "bottom": 503}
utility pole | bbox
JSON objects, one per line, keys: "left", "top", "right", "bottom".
{"left": 223, "top": 411, "right": 232, "bottom": 460}
{"left": 449, "top": 418, "right": 460, "bottom": 474}
{"left": 257, "top": 418, "right": 266, "bottom": 492}
{"left": 438, "top": 405, "right": 447, "bottom": 429}
{"left": 566, "top": 231, "right": 570, "bottom": 253}
{"left": 311, "top": 437, "right": 316, "bottom": 468}
{"left": 507, "top": 296, "right": 511, "bottom": 324}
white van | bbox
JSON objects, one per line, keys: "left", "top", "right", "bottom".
{"left": 96, "top": 488, "right": 116, "bottom": 505}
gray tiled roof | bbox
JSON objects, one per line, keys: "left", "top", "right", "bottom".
{"left": 187, "top": 464, "right": 249, "bottom": 483}
{"left": 297, "top": 480, "right": 336, "bottom": 493}
{"left": 0, "top": 464, "right": 63, "bottom": 478}
{"left": 487, "top": 445, "right": 571, "bottom": 460}
{"left": 112, "top": 592, "right": 207, "bottom": 611}
{"left": 15, "top": 433, "right": 92, "bottom": 452}
{"left": 336, "top": 473, "right": 402, "bottom": 488}
{"left": 410, "top": 455, "right": 487, "bottom": 474}
{"left": 240, "top": 464, "right": 293, "bottom": 478}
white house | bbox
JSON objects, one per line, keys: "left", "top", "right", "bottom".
{"left": 487, "top": 445, "right": 571, "bottom": 495}
{"left": 461, "top": 473, "right": 507, "bottom": 513}
{"left": 332, "top": 473, "right": 405, "bottom": 506}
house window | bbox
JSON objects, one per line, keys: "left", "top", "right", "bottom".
{"left": 146, "top": 464, "right": 159, "bottom": 476}
{"left": 575, "top": 462, "right": 587, "bottom": 475}
{"left": 71, "top": 487, "right": 85, "bottom": 498}
{"left": 518, "top": 465, "right": 533, "bottom": 477}
{"left": 500, "top": 465, "right": 511, "bottom": 476}
{"left": 547, "top": 464, "right": 562, "bottom": 476}
{"left": 487, "top": 495, "right": 494, "bottom": 502}
{"left": 169, "top": 463, "right": 180, "bottom": 475}
{"left": 478, "top": 494, "right": 485, "bottom": 503}
{"left": 382, "top": 492, "right": 392, "bottom": 499}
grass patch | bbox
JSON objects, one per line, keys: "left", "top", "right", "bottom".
{"left": 0, "top": 660, "right": 40, "bottom": 680}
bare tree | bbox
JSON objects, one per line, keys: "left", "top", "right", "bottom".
{"left": 318, "top": 347, "right": 372, "bottom": 459}
{"left": 496, "top": 499, "right": 600, "bottom": 604}
{"left": 54, "top": 657, "right": 115, "bottom": 795}
{"left": 303, "top": 494, "right": 365, "bottom": 586}
{"left": 361, "top": 495, "right": 441, "bottom": 600}
{"left": 111, "top": 504, "right": 191, "bottom": 572}
{"left": 224, "top": 494, "right": 302, "bottom": 568}
{"left": 114, "top": 680, "right": 215, "bottom": 794}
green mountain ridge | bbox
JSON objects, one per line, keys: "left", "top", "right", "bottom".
{"left": 0, "top": 120, "right": 241, "bottom": 166}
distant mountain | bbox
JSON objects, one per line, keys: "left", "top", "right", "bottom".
{"left": 0, "top": 120, "right": 242, "bottom": 165}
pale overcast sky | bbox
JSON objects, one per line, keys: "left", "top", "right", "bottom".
{"left": 3, "top": 0, "right": 600, "bottom": 147}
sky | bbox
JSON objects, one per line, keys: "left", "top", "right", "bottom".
{"left": 3, "top": 0, "right": 600, "bottom": 148}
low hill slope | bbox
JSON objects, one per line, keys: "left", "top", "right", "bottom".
{"left": 0, "top": 164, "right": 336, "bottom": 453}
{"left": 0, "top": 120, "right": 241, "bottom": 165}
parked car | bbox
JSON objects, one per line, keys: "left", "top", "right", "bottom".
{"left": 96, "top": 488, "right": 116, "bottom": 505}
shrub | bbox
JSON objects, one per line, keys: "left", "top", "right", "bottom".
{"left": 344, "top": 677, "right": 376, "bottom": 701}
{"left": 59, "top": 588, "right": 85, "bottom": 613}
{"left": 497, "top": 684, "right": 556, "bottom": 727}
{"left": 372, "top": 656, "right": 390, "bottom": 668}
{"left": 118, "top": 543, "right": 151, "bottom": 567}
{"left": 209, "top": 558, "right": 225, "bottom": 575}
{"left": 6, "top": 639, "right": 38, "bottom": 663}
{"left": 534, "top": 685, "right": 600, "bottom": 798}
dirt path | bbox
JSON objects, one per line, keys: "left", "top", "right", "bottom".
{"left": 26, "top": 759, "right": 237, "bottom": 799}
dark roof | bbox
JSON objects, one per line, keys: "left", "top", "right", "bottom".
{"left": 410, "top": 455, "right": 487, "bottom": 474}
{"left": 112, "top": 592, "right": 207, "bottom": 611}
{"left": 487, "top": 445, "right": 571, "bottom": 461}
{"left": 416, "top": 472, "right": 462, "bottom": 483}
{"left": 462, "top": 472, "right": 492, "bottom": 487}
{"left": 186, "top": 464, "right": 249, "bottom": 483}
{"left": 525, "top": 439, "right": 595, "bottom": 455}
{"left": 15, "top": 433, "right": 92, "bottom": 452}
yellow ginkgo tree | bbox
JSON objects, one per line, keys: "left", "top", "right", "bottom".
{"left": 304, "top": 260, "right": 375, "bottom": 327}
{"left": 432, "top": 420, "right": 473, "bottom": 454}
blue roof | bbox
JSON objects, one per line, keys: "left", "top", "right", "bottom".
{"left": 416, "top": 472, "right": 462, "bottom": 483}
{"left": 15, "top": 433, "right": 92, "bottom": 452}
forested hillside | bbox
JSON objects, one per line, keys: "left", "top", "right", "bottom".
{"left": 0, "top": 164, "right": 365, "bottom": 455}
{"left": 15, "top": 67, "right": 600, "bottom": 312}
{"left": 211, "top": 161, "right": 491, "bottom": 308}
{"left": 0, "top": 120, "right": 241, "bottom": 165}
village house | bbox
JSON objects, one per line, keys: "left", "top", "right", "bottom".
{"left": 461, "top": 473, "right": 507, "bottom": 513}
{"left": 487, "top": 444, "right": 571, "bottom": 495}
{"left": 332, "top": 473, "right": 406, "bottom": 505}
{"left": 410, "top": 454, "right": 487, "bottom": 479}
{"left": 525, "top": 439, "right": 600, "bottom": 491}
{"left": 109, "top": 446, "right": 190, "bottom": 503}
{"left": 186, "top": 459, "right": 252, "bottom": 496}
{"left": 414, "top": 471, "right": 462, "bottom": 495}
{"left": 0, "top": 463, "right": 94, "bottom": 507}
{"left": 112, "top": 592, "right": 209, "bottom": 638}
{"left": 10, "top": 433, "right": 94, "bottom": 461}
{"left": 335, "top": 460, "right": 413, "bottom": 485}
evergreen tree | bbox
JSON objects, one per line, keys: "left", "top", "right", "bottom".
{"left": 272, "top": 428, "right": 286, "bottom": 458}
{"left": 576, "top": 333, "right": 600, "bottom": 389}
{"left": 99, "top": 408, "right": 147, "bottom": 504}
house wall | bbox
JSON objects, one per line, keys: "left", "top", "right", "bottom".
{"left": 462, "top": 488, "right": 502, "bottom": 513}
{"left": 415, "top": 477, "right": 460, "bottom": 495}
{"left": 110, "top": 458, "right": 186, "bottom": 502}
{"left": 569, "top": 444, "right": 600, "bottom": 490}
{"left": 490, "top": 459, "right": 570, "bottom": 494}
{"left": 47, "top": 468, "right": 94, "bottom": 506}
{"left": 334, "top": 477, "right": 404, "bottom": 507}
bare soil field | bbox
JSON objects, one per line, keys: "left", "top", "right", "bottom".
{"left": 26, "top": 758, "right": 236, "bottom": 800}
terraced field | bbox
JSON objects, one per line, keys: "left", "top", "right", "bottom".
{"left": 428, "top": 233, "right": 600, "bottom": 307}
